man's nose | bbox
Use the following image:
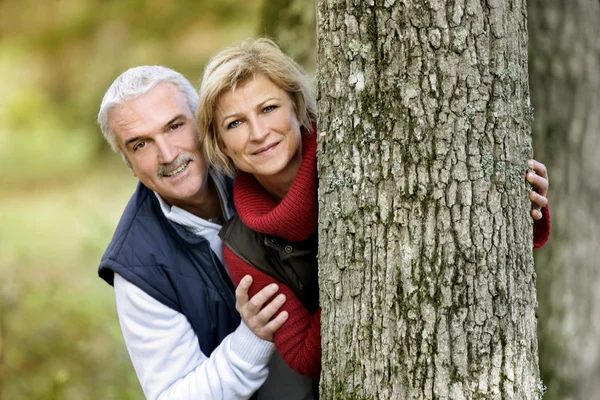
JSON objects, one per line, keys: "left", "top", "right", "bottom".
{"left": 156, "top": 136, "right": 177, "bottom": 164}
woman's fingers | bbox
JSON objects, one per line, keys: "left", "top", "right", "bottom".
{"left": 530, "top": 190, "right": 549, "bottom": 209}
{"left": 235, "top": 276, "right": 287, "bottom": 341}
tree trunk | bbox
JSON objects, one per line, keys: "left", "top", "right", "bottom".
{"left": 528, "top": 1, "right": 600, "bottom": 399}
{"left": 317, "top": 1, "right": 542, "bottom": 398}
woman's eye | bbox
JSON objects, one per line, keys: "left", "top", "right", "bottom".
{"left": 133, "top": 141, "right": 147, "bottom": 151}
{"left": 263, "top": 105, "right": 277, "bottom": 113}
{"left": 170, "top": 123, "right": 182, "bottom": 131}
{"left": 228, "top": 120, "right": 242, "bottom": 129}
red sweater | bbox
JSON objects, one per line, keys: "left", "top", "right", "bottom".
{"left": 225, "top": 132, "right": 321, "bottom": 379}
{"left": 224, "top": 132, "right": 552, "bottom": 379}
{"left": 534, "top": 205, "right": 551, "bottom": 248}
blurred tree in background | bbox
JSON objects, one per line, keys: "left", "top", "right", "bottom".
{"left": 258, "top": 0, "right": 316, "bottom": 73}
{"left": 529, "top": 1, "right": 600, "bottom": 399}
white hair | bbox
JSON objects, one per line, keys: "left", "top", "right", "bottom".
{"left": 97, "top": 66, "right": 199, "bottom": 157}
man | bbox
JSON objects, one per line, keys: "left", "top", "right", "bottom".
{"left": 97, "top": 66, "right": 314, "bottom": 399}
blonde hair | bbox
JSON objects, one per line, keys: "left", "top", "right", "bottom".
{"left": 197, "top": 38, "right": 316, "bottom": 176}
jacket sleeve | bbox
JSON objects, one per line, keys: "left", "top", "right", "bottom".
{"left": 224, "top": 246, "right": 322, "bottom": 380}
{"left": 113, "top": 273, "right": 276, "bottom": 400}
{"left": 533, "top": 205, "right": 551, "bottom": 249}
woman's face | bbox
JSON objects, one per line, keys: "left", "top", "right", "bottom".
{"left": 215, "top": 74, "right": 302, "bottom": 184}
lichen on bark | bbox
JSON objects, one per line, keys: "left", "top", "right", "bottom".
{"left": 317, "top": 0, "right": 541, "bottom": 398}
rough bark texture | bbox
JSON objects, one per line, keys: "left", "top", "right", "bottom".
{"left": 259, "top": 0, "right": 316, "bottom": 72}
{"left": 528, "top": 1, "right": 600, "bottom": 399}
{"left": 317, "top": 1, "right": 541, "bottom": 398}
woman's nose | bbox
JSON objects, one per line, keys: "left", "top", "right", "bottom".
{"left": 248, "top": 118, "right": 269, "bottom": 142}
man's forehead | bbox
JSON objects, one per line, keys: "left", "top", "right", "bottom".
{"left": 126, "top": 84, "right": 188, "bottom": 113}
{"left": 111, "top": 85, "right": 191, "bottom": 137}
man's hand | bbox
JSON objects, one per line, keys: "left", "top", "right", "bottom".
{"left": 527, "top": 159, "right": 549, "bottom": 220}
{"left": 236, "top": 275, "right": 288, "bottom": 341}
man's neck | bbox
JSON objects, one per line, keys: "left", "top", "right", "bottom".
{"left": 167, "top": 174, "right": 223, "bottom": 221}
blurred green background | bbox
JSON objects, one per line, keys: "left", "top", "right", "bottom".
{"left": 0, "top": 0, "right": 313, "bottom": 398}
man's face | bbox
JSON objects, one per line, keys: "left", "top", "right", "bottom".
{"left": 110, "top": 83, "right": 209, "bottom": 211}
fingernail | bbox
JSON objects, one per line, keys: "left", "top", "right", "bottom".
{"left": 270, "top": 284, "right": 279, "bottom": 291}
{"left": 528, "top": 160, "right": 534, "bottom": 169}
{"left": 278, "top": 294, "right": 286, "bottom": 302}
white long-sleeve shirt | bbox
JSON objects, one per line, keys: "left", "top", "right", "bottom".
{"left": 115, "top": 274, "right": 276, "bottom": 399}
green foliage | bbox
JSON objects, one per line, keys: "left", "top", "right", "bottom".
{"left": 0, "top": 0, "right": 264, "bottom": 183}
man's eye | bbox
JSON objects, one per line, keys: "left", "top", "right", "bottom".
{"left": 263, "top": 105, "right": 277, "bottom": 113}
{"left": 227, "top": 120, "right": 242, "bottom": 129}
{"left": 170, "top": 123, "right": 183, "bottom": 131}
{"left": 133, "top": 141, "right": 147, "bottom": 151}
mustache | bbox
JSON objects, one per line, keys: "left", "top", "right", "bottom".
{"left": 157, "top": 153, "right": 196, "bottom": 177}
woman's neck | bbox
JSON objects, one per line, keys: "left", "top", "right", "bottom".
{"left": 255, "top": 148, "right": 303, "bottom": 203}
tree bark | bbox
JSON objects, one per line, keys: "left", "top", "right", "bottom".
{"left": 528, "top": 1, "right": 600, "bottom": 399}
{"left": 317, "top": 1, "right": 542, "bottom": 398}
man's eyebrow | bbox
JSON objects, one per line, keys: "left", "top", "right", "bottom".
{"left": 123, "top": 115, "right": 185, "bottom": 148}
{"left": 163, "top": 115, "right": 184, "bottom": 130}
{"left": 124, "top": 135, "right": 142, "bottom": 148}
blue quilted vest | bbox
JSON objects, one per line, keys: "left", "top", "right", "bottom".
{"left": 98, "top": 181, "right": 240, "bottom": 356}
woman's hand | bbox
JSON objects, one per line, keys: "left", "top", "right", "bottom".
{"left": 235, "top": 275, "right": 288, "bottom": 341}
{"left": 527, "top": 159, "right": 549, "bottom": 220}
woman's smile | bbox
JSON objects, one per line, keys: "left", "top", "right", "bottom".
{"left": 215, "top": 74, "right": 303, "bottom": 196}
{"left": 251, "top": 141, "right": 280, "bottom": 156}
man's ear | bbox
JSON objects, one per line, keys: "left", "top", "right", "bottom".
{"left": 119, "top": 150, "right": 134, "bottom": 173}
{"left": 128, "top": 160, "right": 137, "bottom": 177}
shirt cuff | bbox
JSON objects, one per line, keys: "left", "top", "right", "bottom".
{"left": 230, "top": 321, "right": 276, "bottom": 365}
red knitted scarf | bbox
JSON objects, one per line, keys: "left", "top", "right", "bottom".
{"left": 233, "top": 133, "right": 318, "bottom": 242}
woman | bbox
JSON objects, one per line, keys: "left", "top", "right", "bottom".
{"left": 197, "top": 38, "right": 551, "bottom": 380}
{"left": 197, "top": 38, "right": 321, "bottom": 379}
